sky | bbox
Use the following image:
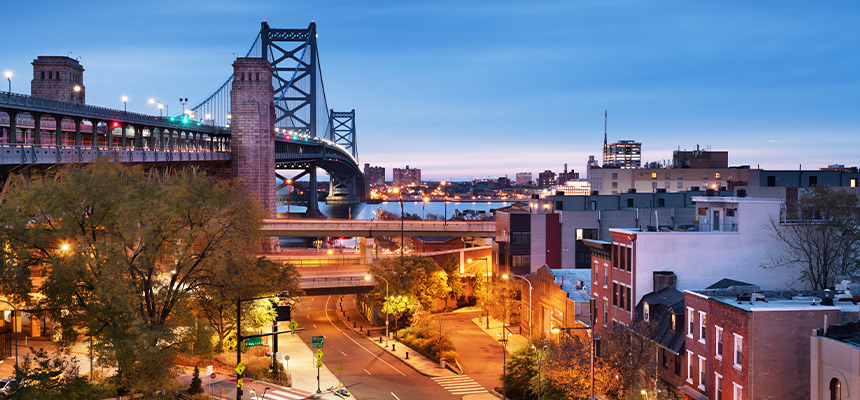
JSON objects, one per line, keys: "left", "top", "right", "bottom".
{"left": 2, "top": 0, "right": 859, "bottom": 180}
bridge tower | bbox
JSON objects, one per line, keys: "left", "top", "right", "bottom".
{"left": 230, "top": 57, "right": 278, "bottom": 249}
{"left": 31, "top": 56, "right": 85, "bottom": 104}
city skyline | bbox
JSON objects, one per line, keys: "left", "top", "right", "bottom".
{"left": 2, "top": 0, "right": 858, "bottom": 179}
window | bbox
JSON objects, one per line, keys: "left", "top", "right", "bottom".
{"left": 687, "top": 307, "right": 695, "bottom": 338}
{"left": 703, "top": 173, "right": 709, "bottom": 179}
{"left": 715, "top": 373, "right": 723, "bottom": 400}
{"left": 665, "top": 173, "right": 671, "bottom": 179}
{"left": 661, "top": 348, "right": 668, "bottom": 368}
{"left": 671, "top": 313, "right": 677, "bottom": 331}
{"left": 576, "top": 229, "right": 584, "bottom": 241}
{"left": 652, "top": 182, "right": 658, "bottom": 189}
{"left": 511, "top": 232, "right": 530, "bottom": 244}
{"left": 644, "top": 303, "right": 650, "bottom": 322}
{"left": 686, "top": 351, "right": 694, "bottom": 383}
{"left": 603, "top": 298, "right": 608, "bottom": 326}
{"left": 715, "top": 172, "right": 721, "bottom": 179}
{"left": 594, "top": 264, "right": 599, "bottom": 284}
{"left": 698, "top": 356, "right": 706, "bottom": 390}
{"left": 612, "top": 182, "right": 618, "bottom": 188}
{"left": 603, "top": 265, "right": 608, "bottom": 287}
{"left": 767, "top": 175, "right": 776, "bottom": 187}
{"left": 733, "top": 382, "right": 743, "bottom": 400}
{"left": 851, "top": 178, "right": 857, "bottom": 188}
{"left": 627, "top": 198, "right": 634, "bottom": 207}
{"left": 674, "top": 354, "right": 682, "bottom": 376}
{"left": 809, "top": 175, "right": 818, "bottom": 187}
{"left": 677, "top": 173, "right": 684, "bottom": 179}
{"left": 831, "top": 377, "right": 842, "bottom": 400}
{"left": 612, "top": 283, "right": 618, "bottom": 306}
{"left": 699, "top": 312, "right": 707, "bottom": 342}
{"left": 626, "top": 286, "right": 632, "bottom": 311}
{"left": 733, "top": 334, "right": 743, "bottom": 369}
{"left": 512, "top": 255, "right": 530, "bottom": 267}
{"left": 658, "top": 197, "right": 665, "bottom": 207}
{"left": 651, "top": 172, "right": 657, "bottom": 179}
{"left": 715, "top": 326, "right": 723, "bottom": 359}
{"left": 677, "top": 182, "right": 683, "bottom": 188}
{"left": 612, "top": 172, "right": 618, "bottom": 179}
{"left": 664, "top": 182, "right": 670, "bottom": 188}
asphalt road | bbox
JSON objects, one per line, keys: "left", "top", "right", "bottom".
{"left": 444, "top": 311, "right": 506, "bottom": 393}
{"left": 295, "top": 295, "right": 457, "bottom": 400}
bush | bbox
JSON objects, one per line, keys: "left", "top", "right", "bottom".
{"left": 456, "top": 295, "right": 477, "bottom": 308}
{"left": 396, "top": 323, "right": 458, "bottom": 363}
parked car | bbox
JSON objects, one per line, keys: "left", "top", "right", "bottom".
{"left": 0, "top": 377, "right": 16, "bottom": 393}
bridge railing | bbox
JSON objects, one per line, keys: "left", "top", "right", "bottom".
{"left": 0, "top": 143, "right": 230, "bottom": 153}
{"left": 0, "top": 92, "right": 228, "bottom": 134}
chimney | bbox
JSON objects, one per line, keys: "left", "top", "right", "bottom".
{"left": 653, "top": 271, "right": 677, "bottom": 292}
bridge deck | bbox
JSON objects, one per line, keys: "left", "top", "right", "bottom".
{"left": 261, "top": 218, "right": 495, "bottom": 238}
{"left": 0, "top": 144, "right": 230, "bottom": 165}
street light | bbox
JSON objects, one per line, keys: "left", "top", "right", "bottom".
{"left": 469, "top": 257, "right": 491, "bottom": 329}
{"left": 392, "top": 188, "right": 405, "bottom": 264}
{"left": 0, "top": 299, "right": 18, "bottom": 370}
{"left": 422, "top": 196, "right": 429, "bottom": 220}
{"left": 551, "top": 296, "right": 597, "bottom": 399}
{"left": 236, "top": 291, "right": 290, "bottom": 400}
{"left": 4, "top": 70, "right": 11, "bottom": 94}
{"left": 503, "top": 273, "right": 533, "bottom": 339}
{"left": 285, "top": 178, "right": 293, "bottom": 218}
{"left": 121, "top": 96, "right": 128, "bottom": 112}
{"left": 364, "top": 274, "right": 390, "bottom": 348}
{"left": 149, "top": 98, "right": 167, "bottom": 118}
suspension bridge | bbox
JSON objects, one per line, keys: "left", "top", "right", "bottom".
{"left": 0, "top": 21, "right": 363, "bottom": 215}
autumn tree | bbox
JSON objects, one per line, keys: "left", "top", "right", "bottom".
{"left": 0, "top": 162, "right": 295, "bottom": 392}
{"left": 769, "top": 186, "right": 860, "bottom": 290}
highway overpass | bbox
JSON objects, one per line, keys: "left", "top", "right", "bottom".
{"left": 261, "top": 219, "right": 496, "bottom": 238}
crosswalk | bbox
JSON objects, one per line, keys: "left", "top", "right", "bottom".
{"left": 251, "top": 387, "right": 314, "bottom": 400}
{"left": 431, "top": 375, "right": 488, "bottom": 396}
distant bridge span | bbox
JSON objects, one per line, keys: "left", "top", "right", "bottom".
{"left": 261, "top": 219, "right": 496, "bottom": 238}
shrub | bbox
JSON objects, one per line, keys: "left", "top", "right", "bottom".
{"left": 396, "top": 322, "right": 458, "bottom": 363}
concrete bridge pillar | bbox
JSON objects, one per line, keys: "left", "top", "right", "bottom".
{"left": 358, "top": 237, "right": 376, "bottom": 264}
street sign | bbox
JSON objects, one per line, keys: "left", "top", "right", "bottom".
{"left": 234, "top": 363, "right": 246, "bottom": 375}
{"left": 315, "top": 349, "right": 324, "bottom": 359}
{"left": 312, "top": 335, "right": 325, "bottom": 348}
{"left": 315, "top": 359, "right": 323, "bottom": 368}
{"left": 276, "top": 305, "right": 292, "bottom": 321}
{"left": 205, "top": 365, "right": 213, "bottom": 375}
{"left": 336, "top": 365, "right": 344, "bottom": 373}
{"left": 237, "top": 378, "right": 243, "bottom": 388}
{"left": 275, "top": 351, "right": 284, "bottom": 361}
{"left": 288, "top": 320, "right": 299, "bottom": 331}
{"left": 210, "top": 373, "right": 216, "bottom": 379}
{"left": 244, "top": 336, "right": 262, "bottom": 348}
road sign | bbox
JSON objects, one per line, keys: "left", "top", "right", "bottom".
{"left": 315, "top": 349, "right": 324, "bottom": 359}
{"left": 337, "top": 365, "right": 343, "bottom": 373}
{"left": 210, "top": 373, "right": 216, "bottom": 379}
{"left": 205, "top": 365, "right": 213, "bottom": 375}
{"left": 237, "top": 378, "right": 243, "bottom": 388}
{"left": 234, "top": 363, "right": 246, "bottom": 375}
{"left": 275, "top": 351, "right": 284, "bottom": 361}
{"left": 288, "top": 320, "right": 299, "bottom": 331}
{"left": 244, "top": 336, "right": 262, "bottom": 348}
{"left": 315, "top": 359, "right": 323, "bottom": 368}
{"left": 312, "top": 335, "right": 325, "bottom": 348}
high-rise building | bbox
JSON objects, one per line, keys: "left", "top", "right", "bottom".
{"left": 393, "top": 165, "right": 421, "bottom": 187}
{"left": 604, "top": 140, "right": 642, "bottom": 169}
{"left": 538, "top": 170, "right": 556, "bottom": 189}
{"left": 557, "top": 163, "right": 579, "bottom": 185}
{"left": 363, "top": 163, "right": 385, "bottom": 187}
{"left": 516, "top": 172, "right": 533, "bottom": 186}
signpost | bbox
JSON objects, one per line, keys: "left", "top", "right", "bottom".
{"left": 288, "top": 320, "right": 299, "bottom": 333}
{"left": 314, "top": 347, "right": 324, "bottom": 393}
{"left": 312, "top": 335, "right": 325, "bottom": 348}
{"left": 244, "top": 337, "right": 262, "bottom": 348}
{"left": 205, "top": 365, "right": 213, "bottom": 395}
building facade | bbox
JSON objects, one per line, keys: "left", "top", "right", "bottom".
{"left": 604, "top": 140, "right": 642, "bottom": 169}
{"left": 393, "top": 165, "right": 421, "bottom": 187}
{"left": 811, "top": 321, "right": 860, "bottom": 400}
{"left": 538, "top": 170, "right": 557, "bottom": 189}
{"left": 516, "top": 172, "right": 533, "bottom": 186}
{"left": 363, "top": 163, "right": 385, "bottom": 188}
{"left": 31, "top": 56, "right": 86, "bottom": 104}
{"left": 588, "top": 166, "right": 752, "bottom": 195}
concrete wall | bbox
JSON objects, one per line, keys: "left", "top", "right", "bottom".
{"left": 811, "top": 335, "right": 860, "bottom": 400}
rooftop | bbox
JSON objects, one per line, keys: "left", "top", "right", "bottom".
{"left": 549, "top": 268, "right": 592, "bottom": 302}
{"left": 687, "top": 288, "right": 855, "bottom": 313}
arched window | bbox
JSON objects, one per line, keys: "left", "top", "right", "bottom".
{"left": 830, "top": 377, "right": 842, "bottom": 400}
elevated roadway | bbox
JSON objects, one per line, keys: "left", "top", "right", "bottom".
{"left": 261, "top": 218, "right": 496, "bottom": 238}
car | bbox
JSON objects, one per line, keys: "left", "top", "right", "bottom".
{"left": 0, "top": 377, "right": 16, "bottom": 393}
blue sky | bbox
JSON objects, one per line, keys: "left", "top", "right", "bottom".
{"left": 3, "top": 0, "right": 859, "bottom": 180}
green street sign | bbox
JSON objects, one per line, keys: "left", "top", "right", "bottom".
{"left": 244, "top": 337, "right": 262, "bottom": 348}
{"left": 312, "top": 335, "right": 325, "bottom": 348}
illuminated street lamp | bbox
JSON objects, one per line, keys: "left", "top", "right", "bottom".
{"left": 364, "top": 274, "right": 389, "bottom": 347}
{"left": 503, "top": 273, "right": 533, "bottom": 339}
{"left": 422, "top": 196, "right": 429, "bottom": 219}
{"left": 148, "top": 98, "right": 167, "bottom": 117}
{"left": 469, "top": 257, "right": 491, "bottom": 329}
{"left": 121, "top": 95, "right": 128, "bottom": 112}
{"left": 4, "top": 70, "right": 11, "bottom": 93}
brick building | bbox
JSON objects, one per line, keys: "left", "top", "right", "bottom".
{"left": 510, "top": 266, "right": 591, "bottom": 339}
{"left": 683, "top": 285, "right": 843, "bottom": 400}
{"left": 811, "top": 321, "right": 860, "bottom": 400}
{"left": 393, "top": 165, "right": 421, "bottom": 187}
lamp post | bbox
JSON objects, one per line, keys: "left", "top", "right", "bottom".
{"left": 0, "top": 299, "right": 18, "bottom": 370}
{"left": 179, "top": 97, "right": 189, "bottom": 114}
{"left": 285, "top": 178, "right": 293, "bottom": 218}
{"left": 551, "top": 297, "right": 597, "bottom": 399}
{"left": 121, "top": 96, "right": 128, "bottom": 112}
{"left": 422, "top": 197, "right": 429, "bottom": 220}
{"left": 392, "top": 188, "right": 404, "bottom": 264}
{"left": 149, "top": 98, "right": 167, "bottom": 118}
{"left": 503, "top": 273, "right": 533, "bottom": 339}
{"left": 4, "top": 70, "right": 11, "bottom": 94}
{"left": 532, "top": 344, "right": 548, "bottom": 400}
{"left": 363, "top": 274, "right": 390, "bottom": 347}
{"left": 497, "top": 313, "right": 511, "bottom": 400}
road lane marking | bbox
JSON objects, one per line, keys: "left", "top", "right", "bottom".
{"left": 324, "top": 296, "right": 406, "bottom": 376}
{"left": 340, "top": 351, "right": 347, "bottom": 356}
{"left": 431, "top": 375, "right": 487, "bottom": 395}
{"left": 364, "top": 368, "right": 372, "bottom": 375}
{"left": 391, "top": 392, "right": 400, "bottom": 400}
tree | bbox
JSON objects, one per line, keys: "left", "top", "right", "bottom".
{"left": 367, "top": 256, "right": 449, "bottom": 310}
{"left": 191, "top": 257, "right": 301, "bottom": 352}
{"left": 188, "top": 366, "right": 203, "bottom": 395}
{"left": 769, "top": 186, "right": 860, "bottom": 290}
{"left": 0, "top": 162, "right": 272, "bottom": 392}
{"left": 4, "top": 347, "right": 103, "bottom": 400}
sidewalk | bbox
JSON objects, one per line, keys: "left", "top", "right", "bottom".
{"left": 469, "top": 316, "right": 530, "bottom": 354}
{"left": 334, "top": 295, "right": 455, "bottom": 378}
{"left": 274, "top": 321, "right": 346, "bottom": 400}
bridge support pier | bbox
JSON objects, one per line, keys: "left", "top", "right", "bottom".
{"left": 358, "top": 237, "right": 375, "bottom": 264}
{"left": 305, "top": 165, "right": 324, "bottom": 217}
{"left": 325, "top": 171, "right": 361, "bottom": 205}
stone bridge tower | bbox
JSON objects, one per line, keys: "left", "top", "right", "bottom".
{"left": 31, "top": 56, "right": 85, "bottom": 104}
{"left": 230, "top": 57, "right": 278, "bottom": 250}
